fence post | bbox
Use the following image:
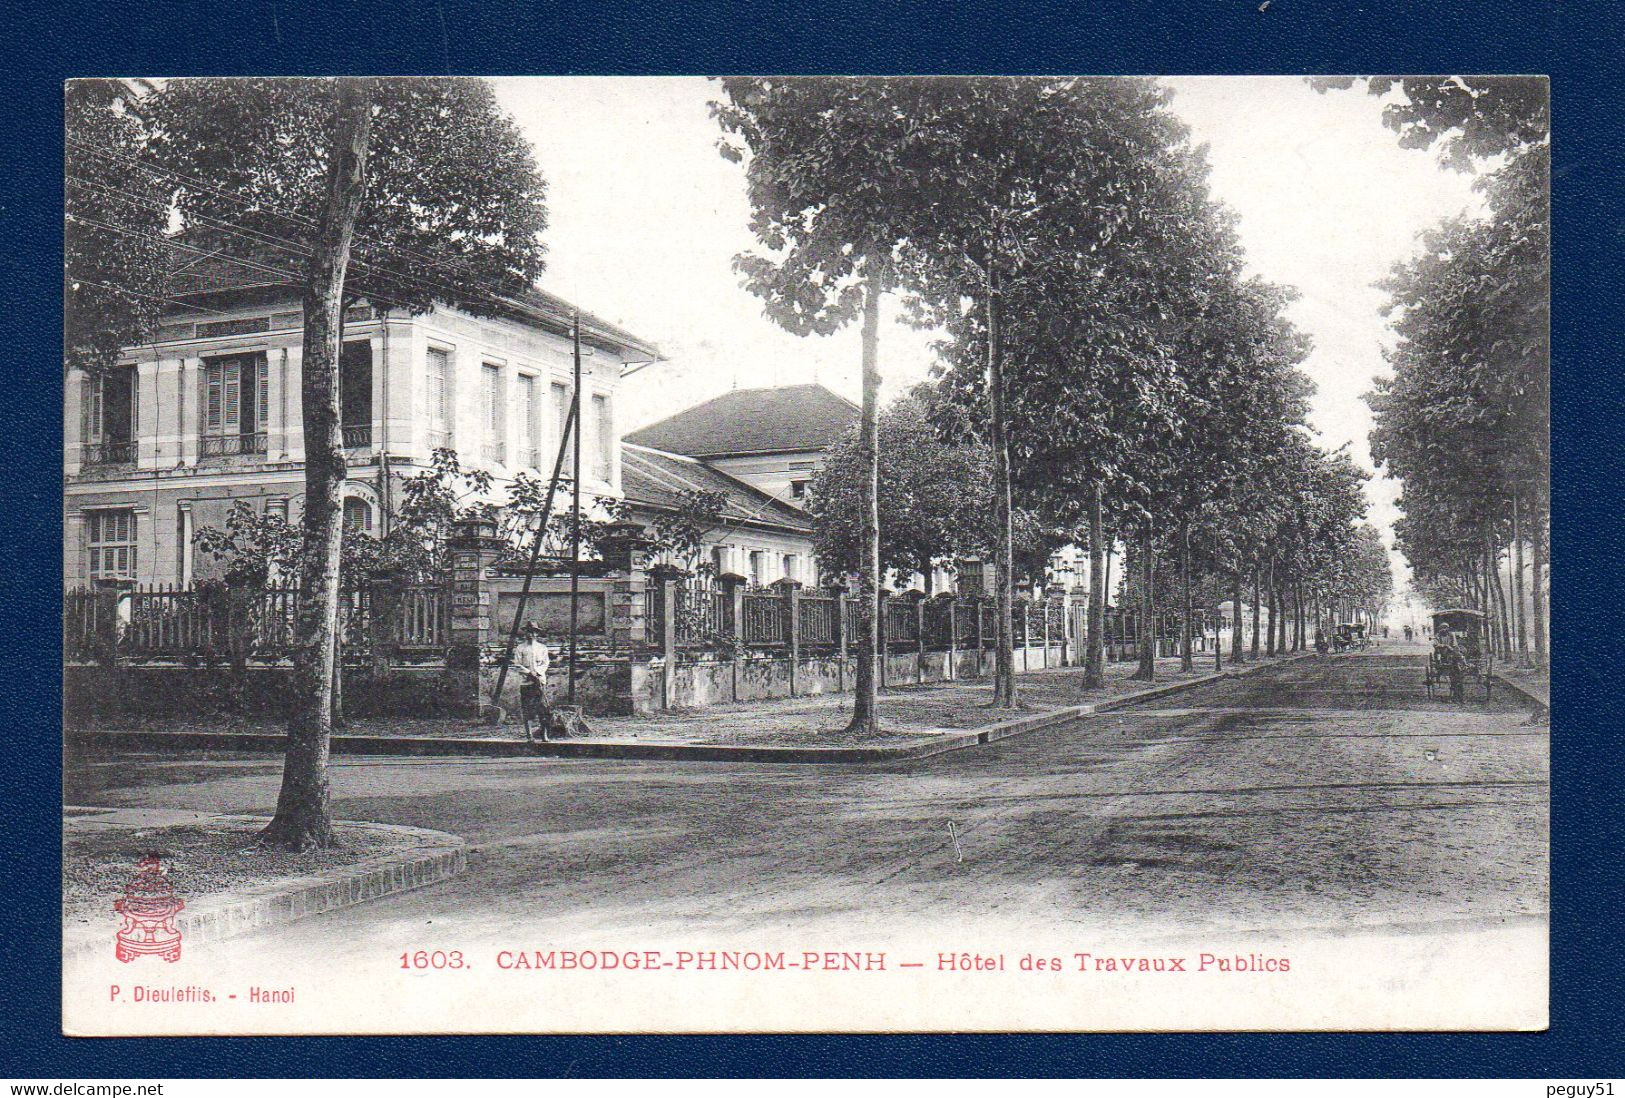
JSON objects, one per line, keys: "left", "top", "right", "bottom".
{"left": 719, "top": 572, "right": 746, "bottom": 703}
{"left": 973, "top": 595, "right": 986, "bottom": 679}
{"left": 776, "top": 578, "right": 802, "bottom": 697}
{"left": 835, "top": 587, "right": 850, "bottom": 693}
{"left": 447, "top": 517, "right": 506, "bottom": 720}
{"left": 912, "top": 594, "right": 925, "bottom": 684}
{"left": 602, "top": 530, "right": 655, "bottom": 716}
{"left": 649, "top": 565, "right": 681, "bottom": 711}
{"left": 945, "top": 597, "right": 958, "bottom": 682}
{"left": 368, "top": 573, "right": 404, "bottom": 680}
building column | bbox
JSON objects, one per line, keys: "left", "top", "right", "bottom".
{"left": 65, "top": 369, "right": 86, "bottom": 476}
{"left": 136, "top": 360, "right": 161, "bottom": 470}
{"left": 177, "top": 358, "right": 200, "bottom": 466}
{"left": 177, "top": 501, "right": 194, "bottom": 587}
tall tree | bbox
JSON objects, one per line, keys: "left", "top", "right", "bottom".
{"left": 919, "top": 77, "right": 1202, "bottom": 697}
{"left": 715, "top": 77, "right": 973, "bottom": 733}
{"left": 134, "top": 78, "right": 551, "bottom": 848}
{"left": 1325, "top": 76, "right": 1549, "bottom": 668}
{"left": 65, "top": 80, "right": 171, "bottom": 375}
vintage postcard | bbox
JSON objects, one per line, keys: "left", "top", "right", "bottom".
{"left": 62, "top": 74, "right": 1549, "bottom": 1034}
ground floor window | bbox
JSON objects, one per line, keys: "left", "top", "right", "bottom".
{"left": 343, "top": 496, "right": 374, "bottom": 535}
{"left": 86, "top": 509, "right": 136, "bottom": 580}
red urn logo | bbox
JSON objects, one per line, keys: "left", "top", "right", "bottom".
{"left": 113, "top": 854, "right": 184, "bottom": 963}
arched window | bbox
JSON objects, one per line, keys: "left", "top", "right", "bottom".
{"left": 343, "top": 496, "right": 373, "bottom": 535}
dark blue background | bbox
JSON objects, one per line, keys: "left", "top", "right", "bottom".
{"left": 5, "top": 0, "right": 1619, "bottom": 1079}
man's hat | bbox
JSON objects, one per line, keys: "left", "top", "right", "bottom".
{"left": 521, "top": 621, "right": 544, "bottom": 637}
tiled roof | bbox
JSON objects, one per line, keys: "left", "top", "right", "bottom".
{"left": 621, "top": 444, "right": 812, "bottom": 535}
{"left": 166, "top": 239, "right": 660, "bottom": 358}
{"left": 622, "top": 384, "right": 859, "bottom": 458}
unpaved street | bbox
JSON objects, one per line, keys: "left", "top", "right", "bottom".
{"left": 69, "top": 646, "right": 1548, "bottom": 961}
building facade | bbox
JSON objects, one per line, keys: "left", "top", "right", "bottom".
{"left": 65, "top": 276, "right": 659, "bottom": 588}
{"left": 620, "top": 442, "right": 817, "bottom": 587}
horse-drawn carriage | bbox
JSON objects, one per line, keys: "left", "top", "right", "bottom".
{"left": 1332, "top": 622, "right": 1368, "bottom": 652}
{"left": 1424, "top": 608, "right": 1492, "bottom": 702}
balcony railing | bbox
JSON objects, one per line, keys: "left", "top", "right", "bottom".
{"left": 83, "top": 440, "right": 135, "bottom": 465}
{"left": 198, "top": 433, "right": 268, "bottom": 458}
{"left": 341, "top": 424, "right": 373, "bottom": 450}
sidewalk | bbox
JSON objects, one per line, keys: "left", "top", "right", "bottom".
{"left": 1494, "top": 664, "right": 1551, "bottom": 713}
{"left": 70, "top": 650, "right": 1310, "bottom": 762}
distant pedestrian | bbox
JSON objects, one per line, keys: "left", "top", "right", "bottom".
{"left": 1404, "top": 625, "right": 1414, "bottom": 642}
{"left": 513, "top": 622, "right": 553, "bottom": 741}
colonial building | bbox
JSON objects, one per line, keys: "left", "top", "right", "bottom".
{"left": 620, "top": 443, "right": 817, "bottom": 586}
{"left": 623, "top": 383, "right": 859, "bottom": 506}
{"left": 64, "top": 257, "right": 661, "bottom": 588}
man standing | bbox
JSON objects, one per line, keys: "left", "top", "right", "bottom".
{"left": 513, "top": 622, "right": 553, "bottom": 742}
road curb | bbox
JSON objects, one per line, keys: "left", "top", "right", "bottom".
{"left": 70, "top": 654, "right": 1314, "bottom": 766}
{"left": 65, "top": 814, "right": 467, "bottom": 963}
{"left": 1492, "top": 672, "right": 1551, "bottom": 718}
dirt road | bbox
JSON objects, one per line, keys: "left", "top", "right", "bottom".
{"left": 68, "top": 646, "right": 1547, "bottom": 959}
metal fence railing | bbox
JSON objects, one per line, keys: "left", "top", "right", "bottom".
{"left": 66, "top": 580, "right": 441, "bottom": 665}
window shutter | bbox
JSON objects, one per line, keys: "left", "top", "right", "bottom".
{"left": 206, "top": 364, "right": 222, "bottom": 434}
{"left": 223, "top": 360, "right": 241, "bottom": 432}
{"left": 257, "top": 356, "right": 269, "bottom": 431}
{"left": 83, "top": 374, "right": 99, "bottom": 444}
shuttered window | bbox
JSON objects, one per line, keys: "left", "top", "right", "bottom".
{"left": 200, "top": 353, "right": 266, "bottom": 454}
{"left": 481, "top": 364, "right": 504, "bottom": 463}
{"left": 86, "top": 509, "right": 137, "bottom": 579}
{"left": 517, "top": 375, "right": 539, "bottom": 467}
{"left": 426, "top": 347, "right": 452, "bottom": 449}
{"left": 552, "top": 382, "right": 574, "bottom": 474}
{"left": 592, "top": 393, "right": 613, "bottom": 481}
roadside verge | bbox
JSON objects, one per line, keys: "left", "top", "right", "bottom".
{"left": 64, "top": 811, "right": 466, "bottom": 962}
{"left": 70, "top": 653, "right": 1313, "bottom": 765}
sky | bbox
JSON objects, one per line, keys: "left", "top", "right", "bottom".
{"left": 492, "top": 76, "right": 1488, "bottom": 588}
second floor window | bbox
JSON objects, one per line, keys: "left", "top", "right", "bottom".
{"left": 592, "top": 393, "right": 613, "bottom": 482}
{"left": 84, "top": 366, "right": 136, "bottom": 465}
{"left": 426, "top": 347, "right": 452, "bottom": 450}
{"left": 201, "top": 352, "right": 267, "bottom": 456}
{"left": 552, "top": 382, "right": 574, "bottom": 475}
{"left": 340, "top": 341, "right": 373, "bottom": 449}
{"left": 517, "top": 374, "right": 539, "bottom": 468}
{"left": 482, "top": 364, "right": 505, "bottom": 463}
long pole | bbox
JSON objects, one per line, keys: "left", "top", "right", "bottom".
{"left": 488, "top": 389, "right": 579, "bottom": 707}
{"left": 567, "top": 312, "right": 583, "bottom": 706}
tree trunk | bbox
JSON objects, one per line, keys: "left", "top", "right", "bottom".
{"left": 1512, "top": 492, "right": 1529, "bottom": 666}
{"left": 986, "top": 263, "right": 1016, "bottom": 708}
{"left": 1493, "top": 544, "right": 1514, "bottom": 659}
{"left": 1212, "top": 585, "right": 1223, "bottom": 672}
{"left": 1084, "top": 482, "right": 1105, "bottom": 689}
{"left": 844, "top": 260, "right": 885, "bottom": 734}
{"left": 1265, "top": 559, "right": 1277, "bottom": 657}
{"left": 1250, "top": 564, "right": 1261, "bottom": 660}
{"left": 1232, "top": 569, "right": 1244, "bottom": 664}
{"left": 1178, "top": 519, "right": 1193, "bottom": 672}
{"left": 1132, "top": 528, "right": 1156, "bottom": 681}
{"left": 331, "top": 633, "right": 345, "bottom": 729}
{"left": 262, "top": 78, "right": 373, "bottom": 851}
